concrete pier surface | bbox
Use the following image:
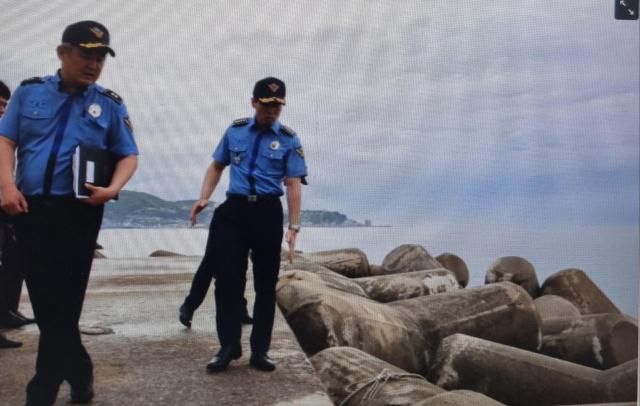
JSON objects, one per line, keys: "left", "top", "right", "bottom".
{"left": 0, "top": 257, "right": 332, "bottom": 406}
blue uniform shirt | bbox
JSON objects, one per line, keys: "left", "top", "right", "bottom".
{"left": 0, "top": 72, "right": 139, "bottom": 196}
{"left": 213, "top": 117, "right": 307, "bottom": 196}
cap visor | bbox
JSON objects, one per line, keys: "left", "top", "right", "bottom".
{"left": 257, "top": 97, "right": 286, "bottom": 105}
{"left": 78, "top": 43, "right": 116, "bottom": 57}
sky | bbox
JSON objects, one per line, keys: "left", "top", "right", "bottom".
{"left": 1, "top": 0, "right": 638, "bottom": 229}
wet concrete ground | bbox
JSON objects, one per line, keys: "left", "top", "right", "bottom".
{"left": 0, "top": 257, "right": 332, "bottom": 406}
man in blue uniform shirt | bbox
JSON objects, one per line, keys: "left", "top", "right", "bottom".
{"left": 190, "top": 77, "right": 306, "bottom": 373}
{"left": 0, "top": 21, "right": 138, "bottom": 405}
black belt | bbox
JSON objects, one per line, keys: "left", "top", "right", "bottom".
{"left": 227, "top": 194, "right": 281, "bottom": 202}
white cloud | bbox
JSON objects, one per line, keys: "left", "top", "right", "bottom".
{"left": 0, "top": 0, "right": 637, "bottom": 226}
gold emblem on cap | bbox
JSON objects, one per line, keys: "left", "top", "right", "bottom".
{"left": 90, "top": 27, "right": 104, "bottom": 39}
{"left": 267, "top": 83, "right": 280, "bottom": 93}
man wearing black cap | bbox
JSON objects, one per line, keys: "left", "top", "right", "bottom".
{"left": 189, "top": 77, "right": 307, "bottom": 373}
{"left": 0, "top": 21, "right": 138, "bottom": 405}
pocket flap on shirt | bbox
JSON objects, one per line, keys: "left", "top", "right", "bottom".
{"left": 21, "top": 107, "right": 52, "bottom": 120}
{"left": 261, "top": 149, "right": 285, "bottom": 160}
{"left": 229, "top": 143, "right": 248, "bottom": 153}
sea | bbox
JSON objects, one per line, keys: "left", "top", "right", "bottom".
{"left": 98, "top": 224, "right": 639, "bottom": 317}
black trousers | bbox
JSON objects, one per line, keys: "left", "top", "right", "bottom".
{"left": 182, "top": 233, "right": 248, "bottom": 314}
{"left": 14, "top": 197, "right": 103, "bottom": 405}
{"left": 0, "top": 219, "right": 24, "bottom": 315}
{"left": 211, "top": 197, "right": 283, "bottom": 355}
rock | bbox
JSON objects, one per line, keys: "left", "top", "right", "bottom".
{"left": 428, "top": 333, "right": 638, "bottom": 406}
{"left": 540, "top": 314, "right": 638, "bottom": 369}
{"left": 148, "top": 250, "right": 186, "bottom": 257}
{"left": 310, "top": 346, "right": 504, "bottom": 406}
{"left": 292, "top": 248, "right": 370, "bottom": 277}
{"left": 540, "top": 268, "right": 620, "bottom": 315}
{"left": 485, "top": 256, "right": 539, "bottom": 298}
{"left": 534, "top": 294, "right": 581, "bottom": 320}
{"left": 435, "top": 253, "right": 470, "bottom": 287}
{"left": 277, "top": 279, "right": 541, "bottom": 374}
{"left": 353, "top": 268, "right": 461, "bottom": 302}
{"left": 381, "top": 244, "right": 442, "bottom": 274}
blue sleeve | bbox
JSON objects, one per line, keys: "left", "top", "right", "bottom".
{"left": 108, "top": 102, "right": 138, "bottom": 157}
{"left": 212, "top": 131, "right": 230, "bottom": 164}
{"left": 286, "top": 135, "right": 307, "bottom": 177}
{"left": 0, "top": 86, "right": 24, "bottom": 142}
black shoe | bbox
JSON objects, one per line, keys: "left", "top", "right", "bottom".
{"left": 241, "top": 312, "right": 253, "bottom": 325}
{"left": 250, "top": 354, "right": 276, "bottom": 372}
{"left": 179, "top": 304, "right": 193, "bottom": 328}
{"left": 206, "top": 346, "right": 242, "bottom": 372}
{"left": 0, "top": 334, "right": 22, "bottom": 348}
{"left": 12, "top": 310, "right": 35, "bottom": 324}
{"left": 70, "top": 381, "right": 94, "bottom": 404}
{"left": 0, "top": 311, "right": 28, "bottom": 328}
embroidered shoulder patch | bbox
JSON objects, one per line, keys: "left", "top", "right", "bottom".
{"left": 124, "top": 116, "right": 134, "bottom": 132}
{"left": 102, "top": 89, "right": 123, "bottom": 104}
{"left": 20, "top": 77, "right": 44, "bottom": 86}
{"left": 280, "top": 125, "right": 296, "bottom": 137}
{"left": 232, "top": 117, "right": 250, "bottom": 127}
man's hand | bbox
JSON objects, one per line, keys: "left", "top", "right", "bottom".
{"left": 0, "top": 184, "right": 28, "bottom": 215}
{"left": 285, "top": 229, "right": 297, "bottom": 263}
{"left": 82, "top": 183, "right": 118, "bottom": 205}
{"left": 190, "top": 199, "right": 209, "bottom": 226}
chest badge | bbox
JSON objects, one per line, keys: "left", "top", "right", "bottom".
{"left": 88, "top": 103, "right": 102, "bottom": 118}
{"left": 270, "top": 140, "right": 280, "bottom": 150}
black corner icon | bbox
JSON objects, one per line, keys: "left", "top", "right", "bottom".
{"left": 616, "top": 0, "right": 639, "bottom": 20}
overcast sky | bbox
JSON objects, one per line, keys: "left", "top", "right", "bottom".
{"left": 1, "top": 0, "right": 638, "bottom": 228}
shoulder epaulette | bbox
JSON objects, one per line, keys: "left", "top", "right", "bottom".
{"left": 102, "top": 89, "right": 123, "bottom": 104}
{"left": 20, "top": 77, "right": 44, "bottom": 86}
{"left": 232, "top": 117, "right": 250, "bottom": 127}
{"left": 280, "top": 125, "right": 296, "bottom": 137}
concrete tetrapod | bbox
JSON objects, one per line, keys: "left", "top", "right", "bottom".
{"left": 540, "top": 313, "right": 638, "bottom": 369}
{"left": 428, "top": 333, "right": 638, "bottom": 406}
{"left": 352, "top": 268, "right": 461, "bottom": 302}
{"left": 534, "top": 294, "right": 581, "bottom": 320}
{"left": 279, "top": 267, "right": 460, "bottom": 304}
{"left": 310, "top": 346, "right": 505, "bottom": 406}
{"left": 288, "top": 248, "right": 371, "bottom": 277}
{"left": 435, "top": 252, "right": 470, "bottom": 287}
{"left": 540, "top": 268, "right": 621, "bottom": 315}
{"left": 277, "top": 277, "right": 541, "bottom": 374}
{"left": 381, "top": 244, "right": 443, "bottom": 274}
{"left": 295, "top": 267, "right": 461, "bottom": 302}
{"left": 485, "top": 256, "right": 540, "bottom": 298}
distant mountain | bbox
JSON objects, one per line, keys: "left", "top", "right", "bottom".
{"left": 102, "top": 190, "right": 365, "bottom": 228}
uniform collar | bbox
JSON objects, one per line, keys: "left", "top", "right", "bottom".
{"left": 250, "top": 117, "right": 281, "bottom": 134}
{"left": 53, "top": 70, "right": 94, "bottom": 96}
